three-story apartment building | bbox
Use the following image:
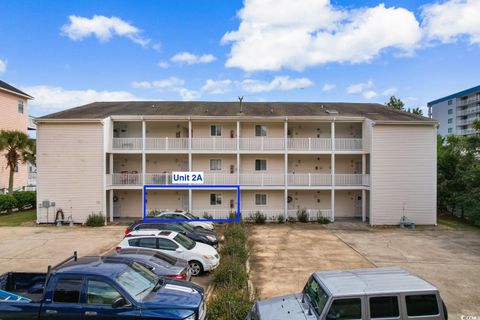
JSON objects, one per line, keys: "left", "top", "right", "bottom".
{"left": 36, "top": 101, "right": 437, "bottom": 225}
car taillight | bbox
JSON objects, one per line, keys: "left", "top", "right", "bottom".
{"left": 124, "top": 229, "right": 131, "bottom": 235}
{"left": 167, "top": 274, "right": 186, "bottom": 280}
{"left": 115, "top": 246, "right": 122, "bottom": 253}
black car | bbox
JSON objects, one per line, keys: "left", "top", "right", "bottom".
{"left": 125, "top": 221, "right": 219, "bottom": 248}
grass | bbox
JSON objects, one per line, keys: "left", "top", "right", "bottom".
{"left": 0, "top": 209, "right": 36, "bottom": 226}
{"left": 438, "top": 215, "right": 480, "bottom": 231}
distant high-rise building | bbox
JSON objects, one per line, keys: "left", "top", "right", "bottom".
{"left": 428, "top": 85, "right": 480, "bottom": 136}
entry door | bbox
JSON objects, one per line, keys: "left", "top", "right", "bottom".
{"left": 182, "top": 194, "right": 189, "bottom": 211}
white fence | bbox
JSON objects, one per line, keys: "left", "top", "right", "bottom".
{"left": 145, "top": 138, "right": 188, "bottom": 150}
{"left": 203, "top": 173, "right": 237, "bottom": 185}
{"left": 334, "top": 138, "right": 363, "bottom": 151}
{"left": 239, "top": 138, "right": 285, "bottom": 151}
{"left": 287, "top": 138, "right": 332, "bottom": 151}
{"left": 112, "top": 138, "right": 143, "bottom": 150}
{"left": 192, "top": 138, "right": 236, "bottom": 151}
{"left": 288, "top": 174, "right": 332, "bottom": 186}
{"left": 335, "top": 174, "right": 369, "bottom": 186}
{"left": 240, "top": 173, "right": 284, "bottom": 186}
{"left": 107, "top": 173, "right": 143, "bottom": 185}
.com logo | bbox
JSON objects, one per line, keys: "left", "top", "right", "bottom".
{"left": 461, "top": 316, "right": 479, "bottom": 320}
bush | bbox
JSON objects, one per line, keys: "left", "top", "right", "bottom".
{"left": 12, "top": 191, "right": 36, "bottom": 209}
{"left": 250, "top": 211, "right": 266, "bottom": 224}
{"left": 277, "top": 215, "right": 285, "bottom": 223}
{"left": 288, "top": 216, "right": 297, "bottom": 223}
{"left": 0, "top": 194, "right": 18, "bottom": 212}
{"left": 223, "top": 223, "right": 247, "bottom": 243}
{"left": 221, "top": 239, "right": 248, "bottom": 264}
{"left": 297, "top": 208, "right": 309, "bottom": 223}
{"left": 208, "top": 287, "right": 252, "bottom": 320}
{"left": 213, "top": 255, "right": 248, "bottom": 289}
{"left": 85, "top": 213, "right": 105, "bottom": 227}
{"left": 317, "top": 216, "right": 331, "bottom": 224}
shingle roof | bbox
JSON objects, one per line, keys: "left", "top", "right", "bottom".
{"left": 0, "top": 80, "right": 33, "bottom": 99}
{"left": 39, "top": 101, "right": 434, "bottom": 122}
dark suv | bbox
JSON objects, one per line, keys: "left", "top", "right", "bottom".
{"left": 125, "top": 221, "right": 219, "bottom": 248}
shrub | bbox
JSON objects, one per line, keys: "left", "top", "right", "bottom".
{"left": 208, "top": 287, "right": 252, "bottom": 320}
{"left": 213, "top": 255, "right": 248, "bottom": 289}
{"left": 277, "top": 215, "right": 285, "bottom": 223}
{"left": 221, "top": 239, "right": 248, "bottom": 264}
{"left": 0, "top": 194, "right": 18, "bottom": 212}
{"left": 288, "top": 216, "right": 297, "bottom": 223}
{"left": 12, "top": 191, "right": 36, "bottom": 209}
{"left": 297, "top": 208, "right": 309, "bottom": 223}
{"left": 223, "top": 223, "right": 247, "bottom": 243}
{"left": 317, "top": 216, "right": 331, "bottom": 224}
{"left": 85, "top": 213, "right": 105, "bottom": 227}
{"left": 250, "top": 211, "right": 266, "bottom": 224}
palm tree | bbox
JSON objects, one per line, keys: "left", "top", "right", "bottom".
{"left": 0, "top": 130, "right": 35, "bottom": 193}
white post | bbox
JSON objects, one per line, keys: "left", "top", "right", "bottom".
{"left": 109, "top": 189, "right": 114, "bottom": 222}
{"left": 237, "top": 121, "right": 240, "bottom": 185}
{"left": 284, "top": 119, "right": 288, "bottom": 219}
{"left": 188, "top": 120, "right": 192, "bottom": 213}
{"left": 331, "top": 120, "right": 335, "bottom": 220}
{"left": 362, "top": 153, "right": 366, "bottom": 222}
{"left": 142, "top": 121, "right": 146, "bottom": 185}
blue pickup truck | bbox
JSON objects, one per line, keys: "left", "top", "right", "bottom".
{"left": 0, "top": 253, "right": 206, "bottom": 319}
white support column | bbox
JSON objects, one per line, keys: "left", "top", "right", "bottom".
{"left": 109, "top": 189, "right": 114, "bottom": 222}
{"left": 284, "top": 119, "right": 288, "bottom": 219}
{"left": 236, "top": 121, "right": 240, "bottom": 185}
{"left": 331, "top": 120, "right": 336, "bottom": 220}
{"left": 142, "top": 120, "right": 146, "bottom": 220}
{"left": 188, "top": 119, "right": 192, "bottom": 213}
{"left": 362, "top": 153, "right": 366, "bottom": 222}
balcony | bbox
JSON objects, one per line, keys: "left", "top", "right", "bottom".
{"left": 146, "top": 138, "right": 188, "bottom": 151}
{"left": 240, "top": 172, "right": 285, "bottom": 186}
{"left": 112, "top": 138, "right": 143, "bottom": 150}
{"left": 335, "top": 138, "right": 363, "bottom": 151}
{"left": 107, "top": 173, "right": 143, "bottom": 186}
{"left": 192, "top": 138, "right": 236, "bottom": 151}
{"left": 457, "top": 106, "right": 480, "bottom": 116}
{"left": 288, "top": 173, "right": 332, "bottom": 186}
{"left": 287, "top": 138, "right": 331, "bottom": 151}
{"left": 335, "top": 174, "right": 370, "bottom": 186}
{"left": 457, "top": 118, "right": 477, "bottom": 126}
{"left": 239, "top": 138, "right": 285, "bottom": 151}
{"left": 457, "top": 96, "right": 480, "bottom": 106}
{"left": 203, "top": 173, "right": 237, "bottom": 185}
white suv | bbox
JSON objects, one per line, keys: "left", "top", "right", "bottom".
{"left": 152, "top": 211, "right": 214, "bottom": 231}
{"left": 118, "top": 230, "right": 220, "bottom": 276}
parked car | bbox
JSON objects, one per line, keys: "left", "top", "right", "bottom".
{"left": 151, "top": 211, "right": 215, "bottom": 231}
{"left": 0, "top": 252, "right": 206, "bottom": 320}
{"left": 125, "top": 220, "right": 219, "bottom": 248}
{"left": 108, "top": 249, "right": 191, "bottom": 281}
{"left": 247, "top": 267, "right": 448, "bottom": 320}
{"left": 118, "top": 230, "right": 220, "bottom": 276}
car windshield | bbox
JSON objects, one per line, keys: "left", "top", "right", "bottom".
{"left": 303, "top": 276, "right": 329, "bottom": 316}
{"left": 185, "top": 212, "right": 198, "bottom": 219}
{"left": 179, "top": 222, "right": 195, "bottom": 232}
{"left": 116, "top": 261, "right": 159, "bottom": 301}
{"left": 173, "top": 233, "right": 196, "bottom": 250}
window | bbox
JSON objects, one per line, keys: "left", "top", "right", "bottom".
{"left": 303, "top": 277, "right": 329, "bottom": 316}
{"left": 210, "top": 193, "right": 222, "bottom": 206}
{"left": 448, "top": 128, "right": 453, "bottom": 133}
{"left": 255, "top": 159, "right": 267, "bottom": 171}
{"left": 18, "top": 100, "right": 24, "bottom": 113}
{"left": 210, "top": 159, "right": 222, "bottom": 171}
{"left": 255, "top": 125, "right": 267, "bottom": 137}
{"left": 369, "top": 296, "right": 399, "bottom": 319}
{"left": 327, "top": 298, "right": 362, "bottom": 320}
{"left": 158, "top": 238, "right": 178, "bottom": 251}
{"left": 136, "top": 238, "right": 157, "bottom": 249}
{"left": 210, "top": 125, "right": 222, "bottom": 136}
{"left": 53, "top": 278, "right": 83, "bottom": 303}
{"left": 87, "top": 280, "right": 122, "bottom": 305}
{"left": 14, "top": 165, "right": 18, "bottom": 173}
{"left": 448, "top": 109, "right": 453, "bottom": 115}
{"left": 405, "top": 294, "right": 439, "bottom": 317}
{"left": 448, "top": 118, "right": 453, "bottom": 124}
{"left": 447, "top": 100, "right": 453, "bottom": 105}
{"left": 255, "top": 194, "right": 267, "bottom": 205}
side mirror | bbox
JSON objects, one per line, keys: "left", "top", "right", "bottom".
{"left": 326, "top": 314, "right": 337, "bottom": 320}
{"left": 112, "top": 296, "right": 128, "bottom": 309}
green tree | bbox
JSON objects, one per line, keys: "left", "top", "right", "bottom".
{"left": 0, "top": 130, "right": 35, "bottom": 193}
{"left": 408, "top": 107, "right": 423, "bottom": 116}
{"left": 472, "top": 119, "right": 480, "bottom": 133}
{"left": 385, "top": 96, "right": 405, "bottom": 111}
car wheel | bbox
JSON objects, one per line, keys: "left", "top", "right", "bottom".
{"left": 189, "top": 260, "right": 204, "bottom": 276}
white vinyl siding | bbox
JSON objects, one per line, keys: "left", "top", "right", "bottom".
{"left": 36, "top": 122, "right": 104, "bottom": 223}
{"left": 370, "top": 124, "right": 436, "bottom": 225}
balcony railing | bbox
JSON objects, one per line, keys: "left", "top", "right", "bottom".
{"left": 459, "top": 128, "right": 479, "bottom": 136}
{"left": 239, "top": 138, "right": 285, "bottom": 151}
{"left": 457, "top": 118, "right": 477, "bottom": 126}
{"left": 192, "top": 138, "right": 236, "bottom": 151}
{"left": 190, "top": 209, "right": 233, "bottom": 219}
{"left": 146, "top": 138, "right": 188, "bottom": 150}
{"left": 287, "top": 208, "right": 333, "bottom": 221}
{"left": 335, "top": 138, "right": 363, "bottom": 151}
{"left": 288, "top": 173, "right": 332, "bottom": 186}
{"left": 112, "top": 138, "right": 143, "bottom": 150}
{"left": 107, "top": 173, "right": 143, "bottom": 185}
{"left": 457, "top": 106, "right": 480, "bottom": 116}
{"left": 240, "top": 173, "right": 285, "bottom": 186}
{"left": 335, "top": 174, "right": 370, "bottom": 186}
{"left": 457, "top": 96, "right": 480, "bottom": 106}
{"left": 203, "top": 173, "right": 237, "bottom": 184}
{"left": 288, "top": 138, "right": 331, "bottom": 151}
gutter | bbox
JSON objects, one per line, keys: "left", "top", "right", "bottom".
{"left": 0, "top": 87, "right": 34, "bottom": 100}
{"left": 372, "top": 120, "right": 438, "bottom": 126}
{"left": 34, "top": 118, "right": 103, "bottom": 124}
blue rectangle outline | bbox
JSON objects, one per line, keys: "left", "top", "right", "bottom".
{"left": 143, "top": 184, "right": 241, "bottom": 223}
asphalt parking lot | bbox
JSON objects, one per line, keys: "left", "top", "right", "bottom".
{"left": 248, "top": 223, "right": 480, "bottom": 319}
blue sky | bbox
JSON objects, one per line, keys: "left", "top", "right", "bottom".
{"left": 0, "top": 0, "right": 479, "bottom": 116}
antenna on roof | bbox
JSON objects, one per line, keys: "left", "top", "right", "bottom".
{"left": 238, "top": 96, "right": 244, "bottom": 113}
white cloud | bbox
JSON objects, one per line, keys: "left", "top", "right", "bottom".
{"left": 171, "top": 52, "right": 216, "bottom": 65}
{"left": 131, "top": 77, "right": 184, "bottom": 90}
{"left": 201, "top": 79, "right": 233, "bottom": 94}
{"left": 222, "top": 0, "right": 421, "bottom": 71}
{"left": 322, "top": 83, "right": 335, "bottom": 92}
{"left": 22, "top": 85, "right": 139, "bottom": 113}
{"left": 0, "top": 59, "right": 6, "bottom": 73}
{"left": 363, "top": 90, "right": 378, "bottom": 99}
{"left": 421, "top": 0, "right": 480, "bottom": 44}
{"left": 61, "top": 15, "right": 150, "bottom": 46}
{"left": 382, "top": 87, "right": 398, "bottom": 96}
{"left": 240, "top": 76, "right": 313, "bottom": 93}
{"left": 176, "top": 88, "right": 201, "bottom": 101}
{"left": 347, "top": 80, "right": 373, "bottom": 94}
{"left": 157, "top": 61, "right": 169, "bottom": 69}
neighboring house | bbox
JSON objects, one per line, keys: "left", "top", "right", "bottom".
{"left": 36, "top": 101, "right": 437, "bottom": 225}
{"left": 0, "top": 80, "right": 34, "bottom": 192}
{"left": 428, "top": 84, "right": 480, "bottom": 136}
